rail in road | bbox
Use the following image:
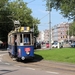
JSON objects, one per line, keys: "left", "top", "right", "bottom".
{"left": 0, "top": 52, "right": 75, "bottom": 75}
{"left": 1, "top": 53, "right": 75, "bottom": 72}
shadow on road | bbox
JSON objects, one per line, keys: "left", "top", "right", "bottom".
{"left": 20, "top": 54, "right": 43, "bottom": 63}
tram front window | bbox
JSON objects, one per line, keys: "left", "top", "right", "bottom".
{"left": 20, "top": 34, "right": 33, "bottom": 45}
{"left": 24, "top": 35, "right": 29, "bottom": 45}
{"left": 24, "top": 34, "right": 30, "bottom": 45}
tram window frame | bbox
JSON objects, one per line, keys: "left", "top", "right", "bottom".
{"left": 20, "top": 34, "right": 22, "bottom": 43}
{"left": 18, "top": 33, "right": 34, "bottom": 46}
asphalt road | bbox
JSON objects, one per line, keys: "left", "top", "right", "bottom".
{"left": 0, "top": 50, "right": 75, "bottom": 75}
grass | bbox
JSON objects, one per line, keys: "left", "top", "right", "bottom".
{"left": 34, "top": 48, "right": 75, "bottom": 63}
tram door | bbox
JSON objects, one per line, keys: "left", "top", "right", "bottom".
{"left": 14, "top": 35, "right": 17, "bottom": 57}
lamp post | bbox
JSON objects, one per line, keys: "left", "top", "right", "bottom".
{"left": 49, "top": 0, "right": 51, "bottom": 49}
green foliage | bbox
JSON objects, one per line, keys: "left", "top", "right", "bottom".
{"left": 69, "top": 21, "right": 75, "bottom": 36}
{"left": 0, "top": 0, "right": 8, "bottom": 10}
{"left": 45, "top": 0, "right": 75, "bottom": 20}
{"left": 0, "top": 0, "right": 40, "bottom": 42}
{"left": 0, "top": 0, "right": 13, "bottom": 42}
{"left": 45, "top": 0, "right": 75, "bottom": 38}
{"left": 7, "top": 0, "right": 40, "bottom": 26}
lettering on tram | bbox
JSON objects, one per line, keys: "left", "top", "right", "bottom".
{"left": 7, "top": 27, "right": 34, "bottom": 61}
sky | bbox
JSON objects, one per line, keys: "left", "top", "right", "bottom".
{"left": 24, "top": 0, "right": 70, "bottom": 31}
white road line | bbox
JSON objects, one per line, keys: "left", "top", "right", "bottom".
{"left": 5, "top": 63, "right": 10, "bottom": 65}
{"left": 26, "top": 67, "right": 35, "bottom": 70}
{"left": 46, "top": 71, "right": 59, "bottom": 74}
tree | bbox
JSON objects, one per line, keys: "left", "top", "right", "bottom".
{"left": 0, "top": 0, "right": 8, "bottom": 10}
{"left": 0, "top": 0, "right": 13, "bottom": 42}
{"left": 33, "top": 18, "right": 40, "bottom": 37}
{"left": 7, "top": 0, "right": 40, "bottom": 35}
{"left": 69, "top": 22, "right": 75, "bottom": 36}
{"left": 45, "top": 0, "right": 75, "bottom": 21}
{"left": 0, "top": 0, "right": 40, "bottom": 42}
{"left": 44, "top": 0, "right": 75, "bottom": 38}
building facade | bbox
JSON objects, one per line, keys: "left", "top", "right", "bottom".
{"left": 52, "top": 22, "right": 70, "bottom": 42}
{"left": 37, "top": 22, "right": 70, "bottom": 43}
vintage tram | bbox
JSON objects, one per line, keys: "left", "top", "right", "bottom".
{"left": 7, "top": 27, "right": 34, "bottom": 60}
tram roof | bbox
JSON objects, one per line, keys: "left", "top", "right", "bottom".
{"left": 8, "top": 27, "right": 33, "bottom": 36}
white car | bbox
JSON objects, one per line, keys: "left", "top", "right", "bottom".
{"left": 71, "top": 42, "right": 75, "bottom": 47}
{"left": 52, "top": 43, "right": 58, "bottom": 48}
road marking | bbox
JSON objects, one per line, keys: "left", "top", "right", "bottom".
{"left": 26, "top": 67, "right": 35, "bottom": 70}
{"left": 5, "top": 63, "right": 10, "bottom": 65}
{"left": 46, "top": 71, "right": 59, "bottom": 74}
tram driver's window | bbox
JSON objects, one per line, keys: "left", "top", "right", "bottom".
{"left": 24, "top": 34, "right": 30, "bottom": 45}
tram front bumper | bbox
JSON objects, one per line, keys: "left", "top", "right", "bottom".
{"left": 21, "top": 56, "right": 34, "bottom": 60}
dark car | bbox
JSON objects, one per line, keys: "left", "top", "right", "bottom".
{"left": 34, "top": 42, "right": 41, "bottom": 49}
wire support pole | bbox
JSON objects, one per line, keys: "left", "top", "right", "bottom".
{"left": 49, "top": 0, "right": 51, "bottom": 49}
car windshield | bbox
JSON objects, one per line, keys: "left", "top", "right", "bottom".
{"left": 53, "top": 43, "right": 57, "bottom": 45}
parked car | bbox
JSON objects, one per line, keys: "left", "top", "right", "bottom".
{"left": 35, "top": 42, "right": 41, "bottom": 49}
{"left": 52, "top": 43, "right": 58, "bottom": 48}
{"left": 71, "top": 42, "right": 75, "bottom": 47}
{"left": 46, "top": 43, "right": 50, "bottom": 48}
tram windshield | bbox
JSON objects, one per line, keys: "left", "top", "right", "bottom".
{"left": 16, "top": 33, "right": 33, "bottom": 46}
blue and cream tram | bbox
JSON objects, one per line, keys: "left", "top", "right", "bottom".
{"left": 7, "top": 27, "right": 34, "bottom": 60}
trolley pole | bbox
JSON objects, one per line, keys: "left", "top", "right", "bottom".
{"left": 49, "top": 0, "right": 51, "bottom": 49}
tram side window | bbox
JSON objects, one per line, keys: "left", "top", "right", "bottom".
{"left": 20, "top": 34, "right": 22, "bottom": 43}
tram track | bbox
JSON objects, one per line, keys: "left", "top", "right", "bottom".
{"left": 2, "top": 53, "right": 75, "bottom": 73}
